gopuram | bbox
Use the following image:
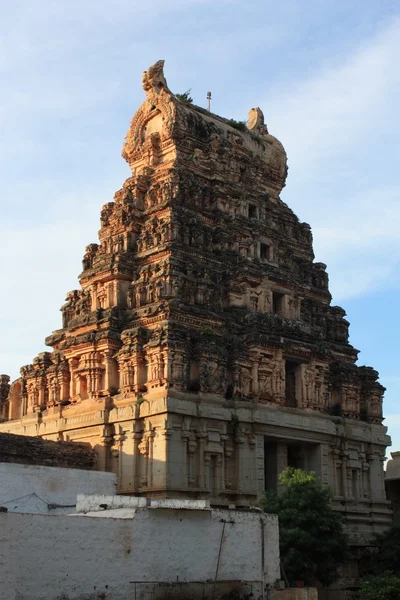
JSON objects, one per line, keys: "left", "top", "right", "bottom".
{"left": 0, "top": 61, "right": 391, "bottom": 543}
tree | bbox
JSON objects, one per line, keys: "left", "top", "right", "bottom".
{"left": 263, "top": 467, "right": 349, "bottom": 587}
{"left": 359, "top": 572, "right": 400, "bottom": 600}
{"left": 359, "top": 521, "right": 400, "bottom": 577}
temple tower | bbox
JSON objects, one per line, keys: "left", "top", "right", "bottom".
{"left": 0, "top": 61, "right": 391, "bottom": 544}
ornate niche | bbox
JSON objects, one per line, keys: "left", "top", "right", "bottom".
{"left": 329, "top": 362, "right": 362, "bottom": 419}
{"left": 358, "top": 366, "right": 384, "bottom": 423}
{"left": 200, "top": 358, "right": 227, "bottom": 396}
{"left": 122, "top": 60, "right": 177, "bottom": 169}
{"left": 116, "top": 328, "right": 148, "bottom": 397}
{"left": 68, "top": 352, "right": 106, "bottom": 402}
{"left": 7, "top": 379, "right": 23, "bottom": 420}
{"left": 233, "top": 361, "right": 253, "bottom": 399}
{"left": 146, "top": 347, "right": 166, "bottom": 391}
{"left": 302, "top": 360, "right": 329, "bottom": 411}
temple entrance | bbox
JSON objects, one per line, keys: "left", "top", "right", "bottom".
{"left": 264, "top": 438, "right": 321, "bottom": 491}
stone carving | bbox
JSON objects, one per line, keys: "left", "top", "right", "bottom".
{"left": 0, "top": 61, "right": 389, "bottom": 542}
{"left": 142, "top": 60, "right": 170, "bottom": 96}
{"left": 248, "top": 107, "right": 269, "bottom": 136}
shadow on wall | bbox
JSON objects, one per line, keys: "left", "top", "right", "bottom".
{"left": 97, "top": 440, "right": 258, "bottom": 505}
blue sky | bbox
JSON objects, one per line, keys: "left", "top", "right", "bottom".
{"left": 1, "top": 0, "right": 399, "bottom": 456}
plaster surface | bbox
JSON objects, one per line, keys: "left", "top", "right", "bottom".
{"left": 0, "top": 506, "right": 279, "bottom": 600}
{"left": 0, "top": 462, "right": 116, "bottom": 514}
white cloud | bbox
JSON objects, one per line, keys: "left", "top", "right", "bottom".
{"left": 264, "top": 17, "right": 400, "bottom": 166}
{"left": 1, "top": 2, "right": 400, "bottom": 381}
{"left": 0, "top": 195, "right": 101, "bottom": 379}
{"left": 256, "top": 18, "right": 400, "bottom": 301}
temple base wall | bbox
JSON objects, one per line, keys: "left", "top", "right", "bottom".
{"left": 0, "top": 392, "right": 392, "bottom": 544}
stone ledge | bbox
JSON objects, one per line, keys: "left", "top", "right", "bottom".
{"left": 76, "top": 493, "right": 211, "bottom": 514}
{"left": 269, "top": 588, "right": 318, "bottom": 600}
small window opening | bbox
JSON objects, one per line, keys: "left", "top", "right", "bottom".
{"left": 260, "top": 243, "right": 271, "bottom": 261}
{"left": 285, "top": 361, "right": 299, "bottom": 408}
{"left": 272, "top": 292, "right": 285, "bottom": 315}
{"left": 248, "top": 204, "right": 257, "bottom": 219}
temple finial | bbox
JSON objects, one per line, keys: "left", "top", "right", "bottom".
{"left": 248, "top": 107, "right": 269, "bottom": 135}
{"left": 142, "top": 60, "right": 170, "bottom": 96}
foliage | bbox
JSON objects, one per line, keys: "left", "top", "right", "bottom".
{"left": 358, "top": 572, "right": 400, "bottom": 600}
{"left": 249, "top": 132, "right": 266, "bottom": 150}
{"left": 359, "top": 521, "right": 400, "bottom": 577}
{"left": 176, "top": 89, "right": 193, "bottom": 103}
{"left": 263, "top": 467, "right": 349, "bottom": 587}
{"left": 226, "top": 119, "right": 247, "bottom": 132}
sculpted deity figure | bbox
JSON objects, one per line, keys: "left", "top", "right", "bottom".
{"left": 239, "top": 367, "right": 252, "bottom": 396}
{"left": 171, "top": 353, "right": 184, "bottom": 382}
{"left": 369, "top": 390, "right": 382, "bottom": 418}
{"left": 270, "top": 356, "right": 285, "bottom": 398}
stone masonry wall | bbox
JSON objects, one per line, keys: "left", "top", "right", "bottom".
{"left": 0, "top": 432, "right": 97, "bottom": 469}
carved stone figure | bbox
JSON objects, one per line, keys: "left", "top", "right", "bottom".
{"left": 0, "top": 61, "right": 390, "bottom": 558}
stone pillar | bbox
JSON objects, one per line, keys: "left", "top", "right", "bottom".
{"left": 0, "top": 375, "right": 10, "bottom": 421}
{"left": 181, "top": 429, "right": 190, "bottom": 488}
{"left": 90, "top": 284, "right": 97, "bottom": 311}
{"left": 104, "top": 351, "right": 113, "bottom": 391}
{"left": 369, "top": 451, "right": 386, "bottom": 501}
{"left": 236, "top": 432, "right": 257, "bottom": 495}
{"left": 309, "top": 443, "right": 329, "bottom": 487}
{"left": 341, "top": 450, "right": 350, "bottom": 498}
{"left": 276, "top": 442, "right": 288, "bottom": 493}
{"left": 147, "top": 429, "right": 155, "bottom": 488}
{"left": 331, "top": 448, "right": 343, "bottom": 496}
{"left": 360, "top": 453, "right": 370, "bottom": 500}
{"left": 97, "top": 426, "right": 114, "bottom": 471}
{"left": 251, "top": 361, "right": 259, "bottom": 394}
{"left": 197, "top": 431, "right": 207, "bottom": 489}
{"left": 152, "top": 425, "right": 170, "bottom": 490}
{"left": 255, "top": 434, "right": 265, "bottom": 497}
{"left": 133, "top": 426, "right": 142, "bottom": 491}
{"left": 68, "top": 360, "right": 78, "bottom": 398}
{"left": 112, "top": 429, "right": 125, "bottom": 480}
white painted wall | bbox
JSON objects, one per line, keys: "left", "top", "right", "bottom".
{"left": 0, "top": 506, "right": 279, "bottom": 600}
{"left": 0, "top": 462, "right": 117, "bottom": 514}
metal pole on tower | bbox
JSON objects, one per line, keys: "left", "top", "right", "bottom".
{"left": 207, "top": 91, "right": 212, "bottom": 112}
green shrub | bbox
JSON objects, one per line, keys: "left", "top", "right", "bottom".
{"left": 226, "top": 119, "right": 247, "bottom": 132}
{"left": 176, "top": 89, "right": 193, "bottom": 103}
{"left": 359, "top": 572, "right": 400, "bottom": 600}
{"left": 263, "top": 467, "right": 349, "bottom": 586}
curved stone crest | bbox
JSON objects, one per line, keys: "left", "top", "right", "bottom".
{"left": 122, "top": 60, "right": 176, "bottom": 167}
{"left": 248, "top": 107, "right": 269, "bottom": 136}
